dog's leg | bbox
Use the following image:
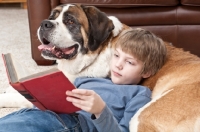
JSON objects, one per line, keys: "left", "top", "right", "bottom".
{"left": 0, "top": 93, "right": 33, "bottom": 108}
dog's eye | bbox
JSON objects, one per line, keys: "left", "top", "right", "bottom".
{"left": 63, "top": 13, "right": 75, "bottom": 25}
{"left": 67, "top": 19, "right": 74, "bottom": 24}
{"left": 64, "top": 18, "right": 75, "bottom": 25}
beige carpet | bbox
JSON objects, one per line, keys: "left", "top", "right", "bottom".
{"left": 0, "top": 7, "right": 56, "bottom": 117}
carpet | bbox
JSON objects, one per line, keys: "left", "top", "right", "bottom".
{"left": 0, "top": 7, "right": 56, "bottom": 117}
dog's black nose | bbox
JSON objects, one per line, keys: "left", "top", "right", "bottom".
{"left": 41, "top": 20, "right": 54, "bottom": 30}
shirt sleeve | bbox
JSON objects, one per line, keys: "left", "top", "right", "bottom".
{"left": 91, "top": 95, "right": 151, "bottom": 132}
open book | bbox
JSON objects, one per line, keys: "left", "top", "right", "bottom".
{"left": 2, "top": 53, "right": 80, "bottom": 113}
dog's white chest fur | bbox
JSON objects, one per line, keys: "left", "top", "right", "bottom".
{"left": 57, "top": 46, "right": 112, "bottom": 82}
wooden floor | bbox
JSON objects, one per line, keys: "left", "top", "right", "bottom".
{"left": 0, "top": 0, "right": 27, "bottom": 9}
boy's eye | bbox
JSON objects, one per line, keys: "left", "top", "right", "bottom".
{"left": 114, "top": 54, "right": 119, "bottom": 58}
{"left": 127, "top": 61, "right": 134, "bottom": 65}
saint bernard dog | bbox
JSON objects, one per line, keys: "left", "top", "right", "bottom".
{"left": 37, "top": 4, "right": 130, "bottom": 82}
{"left": 1, "top": 3, "right": 200, "bottom": 132}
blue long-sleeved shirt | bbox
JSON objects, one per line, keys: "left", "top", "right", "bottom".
{"left": 74, "top": 77, "right": 151, "bottom": 132}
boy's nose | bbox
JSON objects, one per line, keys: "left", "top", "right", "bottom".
{"left": 115, "top": 61, "right": 123, "bottom": 70}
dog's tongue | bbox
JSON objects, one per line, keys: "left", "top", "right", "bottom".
{"left": 38, "top": 45, "right": 53, "bottom": 51}
{"left": 62, "top": 47, "right": 75, "bottom": 54}
{"left": 38, "top": 45, "right": 75, "bottom": 55}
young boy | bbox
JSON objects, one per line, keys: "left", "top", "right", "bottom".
{"left": 0, "top": 28, "right": 166, "bottom": 132}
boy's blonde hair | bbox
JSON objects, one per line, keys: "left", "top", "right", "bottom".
{"left": 114, "top": 28, "right": 167, "bottom": 76}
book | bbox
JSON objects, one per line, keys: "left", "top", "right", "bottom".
{"left": 2, "top": 53, "right": 80, "bottom": 114}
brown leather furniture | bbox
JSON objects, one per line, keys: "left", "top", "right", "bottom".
{"left": 27, "top": 0, "right": 200, "bottom": 65}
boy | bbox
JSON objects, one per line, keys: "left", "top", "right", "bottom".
{"left": 0, "top": 28, "right": 166, "bottom": 132}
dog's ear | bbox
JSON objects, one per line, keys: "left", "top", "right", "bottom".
{"left": 82, "top": 5, "right": 114, "bottom": 51}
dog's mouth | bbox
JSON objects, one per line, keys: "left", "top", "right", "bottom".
{"left": 38, "top": 38, "right": 79, "bottom": 59}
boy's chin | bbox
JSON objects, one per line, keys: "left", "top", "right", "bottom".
{"left": 111, "top": 77, "right": 138, "bottom": 85}
{"left": 111, "top": 78, "right": 123, "bottom": 85}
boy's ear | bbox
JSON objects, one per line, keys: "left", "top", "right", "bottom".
{"left": 141, "top": 72, "right": 151, "bottom": 78}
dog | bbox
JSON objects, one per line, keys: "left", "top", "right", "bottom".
{"left": 37, "top": 4, "right": 130, "bottom": 83}
{"left": 130, "top": 43, "right": 200, "bottom": 131}
{"left": 0, "top": 4, "right": 130, "bottom": 108}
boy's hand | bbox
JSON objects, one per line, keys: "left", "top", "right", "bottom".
{"left": 66, "top": 89, "right": 105, "bottom": 118}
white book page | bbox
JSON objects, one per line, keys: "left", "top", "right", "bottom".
{"left": 10, "top": 54, "right": 32, "bottom": 81}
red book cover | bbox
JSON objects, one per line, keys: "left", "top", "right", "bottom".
{"left": 2, "top": 53, "right": 80, "bottom": 113}
{"left": 10, "top": 83, "right": 46, "bottom": 110}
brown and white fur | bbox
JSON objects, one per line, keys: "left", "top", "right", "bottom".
{"left": 37, "top": 4, "right": 130, "bottom": 83}
{"left": 130, "top": 43, "right": 200, "bottom": 132}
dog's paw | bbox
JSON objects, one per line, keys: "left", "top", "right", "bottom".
{"left": 0, "top": 93, "right": 33, "bottom": 108}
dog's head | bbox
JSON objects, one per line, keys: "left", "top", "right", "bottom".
{"left": 37, "top": 4, "right": 114, "bottom": 60}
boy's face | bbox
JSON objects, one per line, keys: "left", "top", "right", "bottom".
{"left": 110, "top": 48, "right": 147, "bottom": 85}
